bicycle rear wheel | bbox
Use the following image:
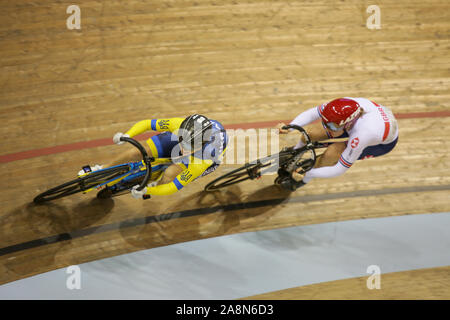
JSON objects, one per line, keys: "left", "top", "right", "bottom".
{"left": 33, "top": 165, "right": 130, "bottom": 204}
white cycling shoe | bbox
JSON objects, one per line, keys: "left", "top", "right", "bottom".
{"left": 78, "top": 164, "right": 103, "bottom": 177}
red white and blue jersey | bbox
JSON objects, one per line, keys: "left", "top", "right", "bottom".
{"left": 338, "top": 97, "right": 398, "bottom": 169}
{"left": 290, "top": 97, "right": 399, "bottom": 182}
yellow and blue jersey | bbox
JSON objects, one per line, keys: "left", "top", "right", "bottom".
{"left": 125, "top": 118, "right": 228, "bottom": 196}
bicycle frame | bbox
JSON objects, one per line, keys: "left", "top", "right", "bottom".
{"left": 84, "top": 136, "right": 158, "bottom": 196}
{"left": 81, "top": 161, "right": 148, "bottom": 194}
{"left": 33, "top": 137, "right": 155, "bottom": 203}
{"left": 204, "top": 125, "right": 350, "bottom": 191}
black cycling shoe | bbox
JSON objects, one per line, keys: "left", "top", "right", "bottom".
{"left": 274, "top": 175, "right": 283, "bottom": 185}
{"left": 279, "top": 177, "right": 306, "bottom": 191}
{"left": 275, "top": 168, "right": 290, "bottom": 185}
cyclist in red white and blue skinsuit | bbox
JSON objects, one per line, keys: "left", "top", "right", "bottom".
{"left": 277, "top": 97, "right": 399, "bottom": 191}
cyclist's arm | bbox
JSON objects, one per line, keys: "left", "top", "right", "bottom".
{"left": 125, "top": 118, "right": 185, "bottom": 137}
{"left": 289, "top": 105, "right": 324, "bottom": 127}
{"left": 303, "top": 162, "right": 349, "bottom": 183}
{"left": 303, "top": 134, "right": 370, "bottom": 183}
{"left": 145, "top": 159, "right": 213, "bottom": 196}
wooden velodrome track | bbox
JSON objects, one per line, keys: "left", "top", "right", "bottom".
{"left": 1, "top": 0, "right": 449, "bottom": 298}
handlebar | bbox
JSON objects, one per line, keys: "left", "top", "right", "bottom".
{"left": 119, "top": 137, "right": 154, "bottom": 192}
{"left": 282, "top": 124, "right": 312, "bottom": 145}
{"left": 281, "top": 124, "right": 317, "bottom": 172}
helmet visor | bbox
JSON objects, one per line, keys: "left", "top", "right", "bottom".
{"left": 324, "top": 121, "right": 344, "bottom": 132}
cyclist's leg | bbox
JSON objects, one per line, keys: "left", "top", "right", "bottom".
{"left": 279, "top": 122, "right": 347, "bottom": 190}
{"left": 105, "top": 143, "right": 154, "bottom": 168}
{"left": 314, "top": 142, "right": 347, "bottom": 168}
{"left": 279, "top": 140, "right": 347, "bottom": 191}
{"left": 83, "top": 142, "right": 152, "bottom": 177}
{"left": 146, "top": 132, "right": 182, "bottom": 185}
{"left": 295, "top": 121, "right": 345, "bottom": 148}
{"left": 297, "top": 121, "right": 349, "bottom": 168}
{"left": 157, "top": 164, "right": 184, "bottom": 185}
{"left": 106, "top": 131, "right": 177, "bottom": 168}
{"left": 146, "top": 132, "right": 180, "bottom": 159}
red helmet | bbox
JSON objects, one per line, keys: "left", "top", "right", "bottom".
{"left": 320, "top": 98, "right": 361, "bottom": 128}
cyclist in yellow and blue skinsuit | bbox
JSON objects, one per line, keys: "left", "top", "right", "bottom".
{"left": 110, "top": 114, "right": 228, "bottom": 199}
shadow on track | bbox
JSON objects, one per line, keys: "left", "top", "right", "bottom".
{"left": 118, "top": 183, "right": 292, "bottom": 250}
{"left": 0, "top": 197, "right": 114, "bottom": 281}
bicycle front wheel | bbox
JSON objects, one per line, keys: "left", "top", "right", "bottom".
{"left": 204, "top": 151, "right": 290, "bottom": 191}
{"left": 33, "top": 165, "right": 130, "bottom": 204}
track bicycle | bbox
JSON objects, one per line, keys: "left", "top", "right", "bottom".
{"left": 33, "top": 137, "right": 153, "bottom": 203}
{"left": 204, "top": 125, "right": 348, "bottom": 191}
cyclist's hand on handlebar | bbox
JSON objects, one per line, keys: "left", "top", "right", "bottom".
{"left": 131, "top": 185, "right": 148, "bottom": 199}
{"left": 113, "top": 132, "right": 130, "bottom": 145}
{"left": 277, "top": 123, "right": 289, "bottom": 134}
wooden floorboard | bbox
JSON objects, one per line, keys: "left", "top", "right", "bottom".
{"left": 242, "top": 266, "right": 450, "bottom": 299}
{"left": 0, "top": 0, "right": 449, "bottom": 298}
